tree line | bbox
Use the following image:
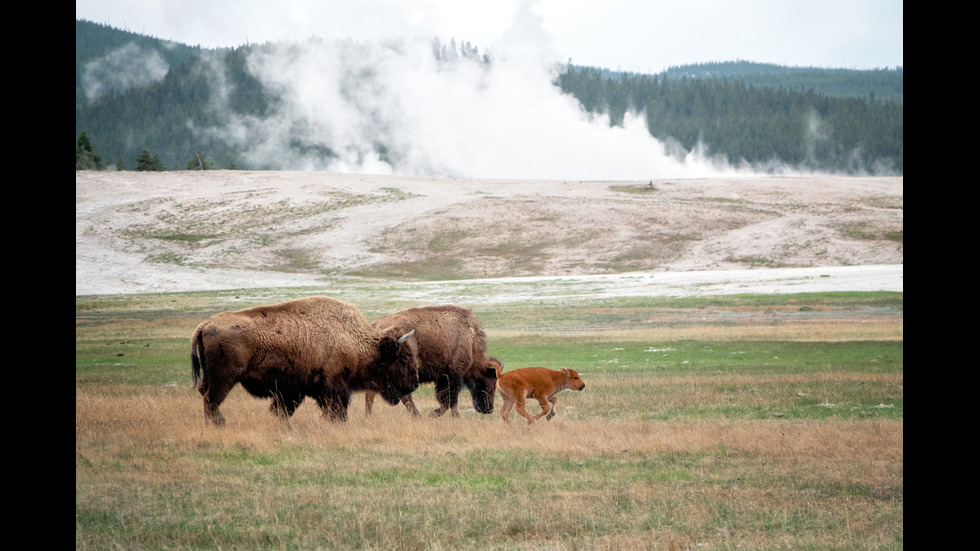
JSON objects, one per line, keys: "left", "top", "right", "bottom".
{"left": 76, "top": 130, "right": 222, "bottom": 171}
{"left": 657, "top": 61, "right": 903, "bottom": 101}
{"left": 75, "top": 20, "right": 903, "bottom": 174}
{"left": 557, "top": 65, "right": 902, "bottom": 173}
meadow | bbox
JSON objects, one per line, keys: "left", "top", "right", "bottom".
{"left": 76, "top": 288, "right": 903, "bottom": 550}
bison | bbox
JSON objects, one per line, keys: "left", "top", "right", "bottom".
{"left": 496, "top": 366, "right": 586, "bottom": 424}
{"left": 364, "top": 305, "right": 498, "bottom": 418}
{"left": 191, "top": 296, "right": 420, "bottom": 425}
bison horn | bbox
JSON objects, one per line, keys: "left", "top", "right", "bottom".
{"left": 397, "top": 329, "right": 416, "bottom": 344}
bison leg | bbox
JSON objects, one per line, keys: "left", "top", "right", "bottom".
{"left": 401, "top": 394, "right": 422, "bottom": 416}
{"left": 514, "top": 395, "right": 536, "bottom": 424}
{"left": 532, "top": 393, "right": 551, "bottom": 421}
{"left": 270, "top": 392, "right": 304, "bottom": 419}
{"left": 365, "top": 391, "right": 421, "bottom": 416}
{"left": 431, "top": 375, "right": 461, "bottom": 418}
{"left": 499, "top": 394, "right": 515, "bottom": 422}
{"left": 199, "top": 379, "right": 233, "bottom": 426}
{"left": 545, "top": 395, "right": 559, "bottom": 420}
{"left": 364, "top": 391, "right": 376, "bottom": 415}
{"left": 204, "top": 401, "right": 226, "bottom": 426}
{"left": 318, "top": 392, "right": 350, "bottom": 422}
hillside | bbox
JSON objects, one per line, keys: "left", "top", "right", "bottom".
{"left": 76, "top": 19, "right": 903, "bottom": 176}
{"left": 76, "top": 171, "right": 903, "bottom": 297}
{"left": 658, "top": 61, "right": 903, "bottom": 101}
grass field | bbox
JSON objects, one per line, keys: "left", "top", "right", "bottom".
{"left": 76, "top": 289, "right": 902, "bottom": 550}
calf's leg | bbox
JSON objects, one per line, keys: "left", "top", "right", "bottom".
{"left": 545, "top": 395, "right": 559, "bottom": 420}
{"left": 532, "top": 393, "right": 551, "bottom": 421}
{"left": 514, "top": 395, "right": 536, "bottom": 424}
{"left": 499, "top": 393, "right": 515, "bottom": 422}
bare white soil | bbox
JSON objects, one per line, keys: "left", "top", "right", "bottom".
{"left": 75, "top": 171, "right": 902, "bottom": 299}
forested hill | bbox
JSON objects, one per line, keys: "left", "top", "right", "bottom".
{"left": 557, "top": 65, "right": 902, "bottom": 174}
{"left": 75, "top": 19, "right": 903, "bottom": 175}
{"left": 660, "top": 61, "right": 902, "bottom": 101}
{"left": 75, "top": 20, "right": 202, "bottom": 109}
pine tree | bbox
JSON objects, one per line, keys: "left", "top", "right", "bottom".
{"left": 136, "top": 149, "right": 165, "bottom": 171}
{"left": 187, "top": 151, "right": 214, "bottom": 170}
{"left": 76, "top": 131, "right": 104, "bottom": 170}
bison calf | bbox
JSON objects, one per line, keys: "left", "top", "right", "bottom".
{"left": 496, "top": 366, "right": 585, "bottom": 424}
{"left": 191, "top": 296, "right": 420, "bottom": 425}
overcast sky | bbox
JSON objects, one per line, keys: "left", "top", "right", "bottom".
{"left": 76, "top": 0, "right": 902, "bottom": 74}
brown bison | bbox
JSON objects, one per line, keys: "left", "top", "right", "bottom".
{"left": 364, "top": 305, "right": 498, "bottom": 418}
{"left": 191, "top": 296, "right": 420, "bottom": 425}
{"left": 496, "top": 366, "right": 586, "bottom": 424}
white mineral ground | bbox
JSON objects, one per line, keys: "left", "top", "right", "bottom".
{"left": 76, "top": 171, "right": 902, "bottom": 301}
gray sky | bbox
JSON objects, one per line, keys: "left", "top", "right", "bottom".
{"left": 76, "top": 0, "right": 903, "bottom": 74}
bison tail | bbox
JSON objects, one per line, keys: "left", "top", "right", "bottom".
{"left": 191, "top": 327, "right": 205, "bottom": 387}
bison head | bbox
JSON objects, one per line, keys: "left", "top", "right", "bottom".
{"left": 374, "top": 326, "right": 421, "bottom": 405}
{"left": 464, "top": 362, "right": 499, "bottom": 414}
{"left": 562, "top": 367, "right": 586, "bottom": 391}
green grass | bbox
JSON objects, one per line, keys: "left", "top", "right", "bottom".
{"left": 489, "top": 338, "right": 902, "bottom": 422}
{"left": 609, "top": 183, "right": 661, "bottom": 193}
{"left": 76, "top": 289, "right": 903, "bottom": 550}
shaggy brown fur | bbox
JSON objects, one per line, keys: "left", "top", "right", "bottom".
{"left": 191, "top": 296, "right": 420, "bottom": 425}
{"left": 364, "top": 305, "right": 498, "bottom": 418}
{"left": 496, "top": 366, "right": 586, "bottom": 424}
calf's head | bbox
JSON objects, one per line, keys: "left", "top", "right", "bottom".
{"left": 374, "top": 326, "right": 421, "bottom": 405}
{"left": 562, "top": 368, "right": 586, "bottom": 391}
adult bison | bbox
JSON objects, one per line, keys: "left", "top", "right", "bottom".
{"left": 191, "top": 296, "right": 420, "bottom": 425}
{"left": 364, "top": 305, "right": 498, "bottom": 418}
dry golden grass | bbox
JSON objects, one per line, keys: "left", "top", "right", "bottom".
{"left": 77, "top": 292, "right": 902, "bottom": 549}
{"left": 77, "top": 385, "right": 901, "bottom": 455}
{"left": 77, "top": 383, "right": 902, "bottom": 550}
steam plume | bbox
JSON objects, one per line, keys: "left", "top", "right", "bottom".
{"left": 197, "top": 2, "right": 748, "bottom": 180}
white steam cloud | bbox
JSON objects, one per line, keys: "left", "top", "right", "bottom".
{"left": 198, "top": 3, "right": 750, "bottom": 180}
{"left": 82, "top": 43, "right": 169, "bottom": 101}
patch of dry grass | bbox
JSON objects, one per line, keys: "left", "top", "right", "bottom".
{"left": 77, "top": 291, "right": 902, "bottom": 549}
{"left": 77, "top": 380, "right": 902, "bottom": 549}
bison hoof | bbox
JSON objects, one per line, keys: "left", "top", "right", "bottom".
{"left": 205, "top": 411, "right": 226, "bottom": 426}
